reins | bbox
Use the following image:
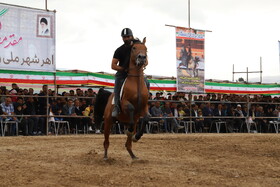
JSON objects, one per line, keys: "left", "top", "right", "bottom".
{"left": 125, "top": 40, "right": 147, "bottom": 113}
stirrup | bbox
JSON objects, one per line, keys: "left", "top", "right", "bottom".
{"left": 112, "top": 105, "right": 120, "bottom": 118}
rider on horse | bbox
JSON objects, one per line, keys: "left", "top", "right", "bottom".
{"left": 111, "top": 28, "right": 149, "bottom": 118}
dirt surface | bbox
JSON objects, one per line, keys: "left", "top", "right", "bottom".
{"left": 0, "top": 133, "right": 279, "bottom": 187}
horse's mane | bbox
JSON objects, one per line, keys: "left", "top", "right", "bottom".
{"left": 132, "top": 38, "right": 142, "bottom": 44}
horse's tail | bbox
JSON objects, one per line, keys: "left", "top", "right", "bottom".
{"left": 94, "top": 88, "right": 112, "bottom": 130}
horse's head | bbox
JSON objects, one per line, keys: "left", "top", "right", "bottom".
{"left": 130, "top": 37, "right": 147, "bottom": 67}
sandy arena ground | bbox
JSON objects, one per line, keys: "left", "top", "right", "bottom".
{"left": 0, "top": 133, "right": 279, "bottom": 187}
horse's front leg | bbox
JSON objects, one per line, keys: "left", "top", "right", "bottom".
{"left": 133, "top": 113, "right": 150, "bottom": 142}
{"left": 125, "top": 123, "right": 138, "bottom": 160}
{"left": 123, "top": 102, "right": 138, "bottom": 159}
{"left": 124, "top": 102, "right": 135, "bottom": 136}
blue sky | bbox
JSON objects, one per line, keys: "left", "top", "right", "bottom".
{"left": 1, "top": 0, "right": 280, "bottom": 83}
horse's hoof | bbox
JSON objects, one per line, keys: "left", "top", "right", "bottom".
{"left": 132, "top": 156, "right": 139, "bottom": 160}
{"left": 103, "top": 157, "right": 108, "bottom": 161}
{"left": 125, "top": 130, "right": 133, "bottom": 138}
{"left": 132, "top": 135, "right": 138, "bottom": 142}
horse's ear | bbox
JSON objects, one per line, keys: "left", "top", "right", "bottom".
{"left": 143, "top": 37, "right": 146, "bottom": 44}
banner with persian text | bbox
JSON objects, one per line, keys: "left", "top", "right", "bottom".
{"left": 176, "top": 27, "right": 205, "bottom": 93}
{"left": 0, "top": 3, "right": 55, "bottom": 72}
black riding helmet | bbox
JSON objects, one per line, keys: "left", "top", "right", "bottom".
{"left": 121, "top": 28, "right": 133, "bottom": 37}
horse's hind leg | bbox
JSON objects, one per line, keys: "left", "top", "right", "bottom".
{"left": 103, "top": 119, "right": 112, "bottom": 160}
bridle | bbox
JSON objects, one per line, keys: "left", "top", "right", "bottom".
{"left": 127, "top": 42, "right": 147, "bottom": 77}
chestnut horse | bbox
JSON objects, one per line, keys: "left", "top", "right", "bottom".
{"left": 94, "top": 38, "right": 150, "bottom": 160}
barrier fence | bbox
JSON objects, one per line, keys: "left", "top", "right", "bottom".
{"left": 0, "top": 94, "right": 279, "bottom": 136}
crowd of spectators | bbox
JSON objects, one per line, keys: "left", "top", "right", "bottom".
{"left": 0, "top": 84, "right": 95, "bottom": 136}
{"left": 0, "top": 83, "right": 280, "bottom": 136}
{"left": 148, "top": 92, "right": 280, "bottom": 133}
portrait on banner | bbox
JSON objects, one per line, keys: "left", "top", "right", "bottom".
{"left": 37, "top": 15, "right": 53, "bottom": 38}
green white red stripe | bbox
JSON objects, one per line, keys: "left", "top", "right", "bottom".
{"left": 0, "top": 69, "right": 279, "bottom": 95}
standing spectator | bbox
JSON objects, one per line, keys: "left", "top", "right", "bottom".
{"left": 86, "top": 88, "right": 96, "bottom": 106}
{"left": 23, "top": 89, "right": 29, "bottom": 95}
{"left": 154, "top": 92, "right": 161, "bottom": 100}
{"left": 28, "top": 88, "right": 34, "bottom": 95}
{"left": 37, "top": 85, "right": 49, "bottom": 135}
{"left": 10, "top": 83, "right": 19, "bottom": 93}
{"left": 25, "top": 97, "right": 38, "bottom": 135}
{"left": 0, "top": 88, "right": 5, "bottom": 104}
{"left": 148, "top": 92, "right": 153, "bottom": 100}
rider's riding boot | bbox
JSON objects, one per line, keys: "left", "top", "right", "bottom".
{"left": 112, "top": 104, "right": 120, "bottom": 118}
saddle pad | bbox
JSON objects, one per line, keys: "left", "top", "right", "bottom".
{"left": 112, "top": 78, "right": 127, "bottom": 105}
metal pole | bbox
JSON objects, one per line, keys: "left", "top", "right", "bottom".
{"left": 278, "top": 41, "right": 280, "bottom": 72}
{"left": 46, "top": 87, "right": 49, "bottom": 135}
{"left": 232, "top": 64, "right": 234, "bottom": 82}
{"left": 45, "top": 0, "right": 48, "bottom": 10}
{"left": 246, "top": 67, "right": 248, "bottom": 82}
{"left": 188, "top": 0, "right": 191, "bottom": 28}
{"left": 260, "top": 57, "right": 262, "bottom": 83}
{"left": 54, "top": 72, "right": 57, "bottom": 95}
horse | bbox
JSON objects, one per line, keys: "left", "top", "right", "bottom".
{"left": 94, "top": 38, "right": 150, "bottom": 160}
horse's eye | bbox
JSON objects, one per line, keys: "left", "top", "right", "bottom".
{"left": 132, "top": 47, "right": 136, "bottom": 50}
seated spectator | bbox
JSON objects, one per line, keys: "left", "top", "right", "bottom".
{"left": 196, "top": 109, "right": 204, "bottom": 132}
{"left": 266, "top": 107, "right": 276, "bottom": 132}
{"left": 213, "top": 104, "right": 227, "bottom": 132}
{"left": 73, "top": 99, "right": 83, "bottom": 131}
{"left": 161, "top": 101, "right": 183, "bottom": 133}
{"left": 233, "top": 104, "right": 245, "bottom": 132}
{"left": 0, "top": 104, "right": 3, "bottom": 135}
{"left": 62, "top": 99, "right": 76, "bottom": 131}
{"left": 150, "top": 101, "right": 164, "bottom": 131}
{"left": 14, "top": 103, "right": 34, "bottom": 136}
{"left": 202, "top": 102, "right": 214, "bottom": 130}
{"left": 248, "top": 105, "right": 257, "bottom": 123}
{"left": 177, "top": 104, "right": 186, "bottom": 123}
{"left": 191, "top": 104, "right": 204, "bottom": 132}
{"left": 256, "top": 106, "right": 268, "bottom": 133}
{"left": 83, "top": 104, "right": 95, "bottom": 132}
{"left": 273, "top": 105, "right": 280, "bottom": 121}
{"left": 1, "top": 97, "right": 18, "bottom": 136}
